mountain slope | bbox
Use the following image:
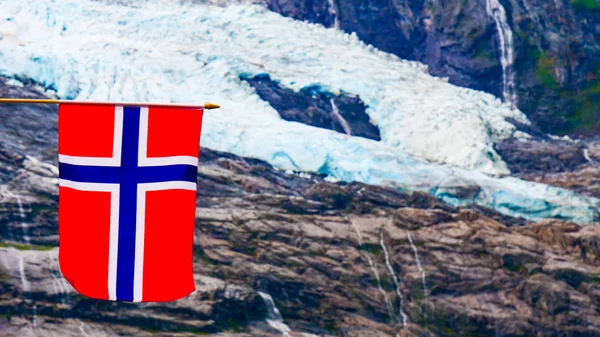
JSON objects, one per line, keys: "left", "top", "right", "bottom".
{"left": 0, "top": 0, "right": 598, "bottom": 223}
{"left": 265, "top": 0, "right": 600, "bottom": 135}
{"left": 3, "top": 95, "right": 600, "bottom": 336}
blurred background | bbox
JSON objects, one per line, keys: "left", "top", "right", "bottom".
{"left": 1, "top": 0, "right": 600, "bottom": 336}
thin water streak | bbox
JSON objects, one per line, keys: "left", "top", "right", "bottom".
{"left": 19, "top": 254, "right": 30, "bottom": 292}
{"left": 379, "top": 231, "right": 409, "bottom": 326}
{"left": 327, "top": 0, "right": 340, "bottom": 29}
{"left": 79, "top": 321, "right": 92, "bottom": 337}
{"left": 584, "top": 148, "right": 597, "bottom": 167}
{"left": 16, "top": 195, "right": 30, "bottom": 243}
{"left": 18, "top": 253, "right": 38, "bottom": 328}
{"left": 32, "top": 304, "right": 38, "bottom": 327}
{"left": 3, "top": 199, "right": 15, "bottom": 241}
{"left": 49, "top": 251, "right": 68, "bottom": 304}
{"left": 349, "top": 219, "right": 396, "bottom": 321}
{"left": 406, "top": 230, "right": 428, "bottom": 318}
{"left": 330, "top": 98, "right": 352, "bottom": 135}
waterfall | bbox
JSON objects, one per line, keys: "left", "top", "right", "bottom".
{"left": 78, "top": 321, "right": 92, "bottom": 337}
{"left": 485, "top": 0, "right": 517, "bottom": 109}
{"left": 19, "top": 254, "right": 30, "bottom": 292}
{"left": 49, "top": 251, "right": 68, "bottom": 304}
{"left": 4, "top": 199, "right": 15, "bottom": 241}
{"left": 257, "top": 292, "right": 322, "bottom": 337}
{"left": 349, "top": 220, "right": 396, "bottom": 321}
{"left": 379, "top": 231, "right": 409, "bottom": 326}
{"left": 406, "top": 231, "right": 428, "bottom": 318}
{"left": 32, "top": 304, "right": 38, "bottom": 327}
{"left": 258, "top": 292, "right": 292, "bottom": 337}
{"left": 584, "top": 148, "right": 597, "bottom": 166}
{"left": 330, "top": 98, "right": 352, "bottom": 135}
{"left": 16, "top": 196, "right": 30, "bottom": 243}
{"left": 18, "top": 253, "right": 38, "bottom": 327}
{"left": 327, "top": 0, "right": 340, "bottom": 29}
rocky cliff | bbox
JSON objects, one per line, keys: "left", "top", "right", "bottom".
{"left": 265, "top": 0, "right": 600, "bottom": 136}
{"left": 2, "top": 79, "right": 600, "bottom": 336}
{"left": 497, "top": 136, "right": 600, "bottom": 198}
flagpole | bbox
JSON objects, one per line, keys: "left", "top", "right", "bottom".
{"left": 0, "top": 98, "right": 220, "bottom": 109}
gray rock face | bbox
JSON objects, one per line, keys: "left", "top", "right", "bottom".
{"left": 264, "top": 0, "right": 600, "bottom": 136}
{"left": 240, "top": 74, "right": 381, "bottom": 141}
{"left": 497, "top": 137, "right": 600, "bottom": 198}
{"left": 496, "top": 138, "right": 588, "bottom": 175}
{"left": 3, "top": 78, "right": 600, "bottom": 336}
{"left": 0, "top": 76, "right": 58, "bottom": 163}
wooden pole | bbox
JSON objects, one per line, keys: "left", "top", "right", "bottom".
{"left": 0, "top": 98, "right": 220, "bottom": 109}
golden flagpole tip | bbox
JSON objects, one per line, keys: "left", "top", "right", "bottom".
{"left": 204, "top": 102, "right": 220, "bottom": 110}
{"left": 0, "top": 98, "right": 221, "bottom": 110}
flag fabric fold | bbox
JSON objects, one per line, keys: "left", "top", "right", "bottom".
{"left": 57, "top": 103, "right": 203, "bottom": 302}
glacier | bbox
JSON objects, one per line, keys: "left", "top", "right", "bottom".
{"left": 0, "top": 0, "right": 597, "bottom": 223}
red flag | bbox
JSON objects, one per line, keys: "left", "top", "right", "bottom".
{"left": 57, "top": 103, "right": 203, "bottom": 302}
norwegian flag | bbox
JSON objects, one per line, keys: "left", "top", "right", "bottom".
{"left": 57, "top": 103, "right": 204, "bottom": 302}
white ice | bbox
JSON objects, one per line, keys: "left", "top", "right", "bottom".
{"left": 0, "top": 0, "right": 597, "bottom": 223}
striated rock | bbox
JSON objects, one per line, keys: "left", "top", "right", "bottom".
{"left": 393, "top": 208, "right": 453, "bottom": 230}
{"left": 517, "top": 273, "right": 570, "bottom": 315}
{"left": 498, "top": 137, "right": 600, "bottom": 198}
{"left": 517, "top": 166, "right": 600, "bottom": 198}
{"left": 496, "top": 138, "right": 588, "bottom": 174}
{"left": 7, "top": 137, "right": 600, "bottom": 335}
{"left": 0, "top": 247, "right": 278, "bottom": 336}
{"left": 3, "top": 78, "right": 600, "bottom": 336}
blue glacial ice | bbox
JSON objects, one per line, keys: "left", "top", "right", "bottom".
{"left": 0, "top": 0, "right": 597, "bottom": 223}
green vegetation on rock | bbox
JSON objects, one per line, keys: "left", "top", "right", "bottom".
{"left": 534, "top": 52, "right": 559, "bottom": 88}
{"left": 565, "top": 65, "right": 600, "bottom": 131}
{"left": 571, "top": 0, "right": 600, "bottom": 10}
{"left": 530, "top": 48, "right": 600, "bottom": 133}
{"left": 0, "top": 242, "right": 54, "bottom": 251}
